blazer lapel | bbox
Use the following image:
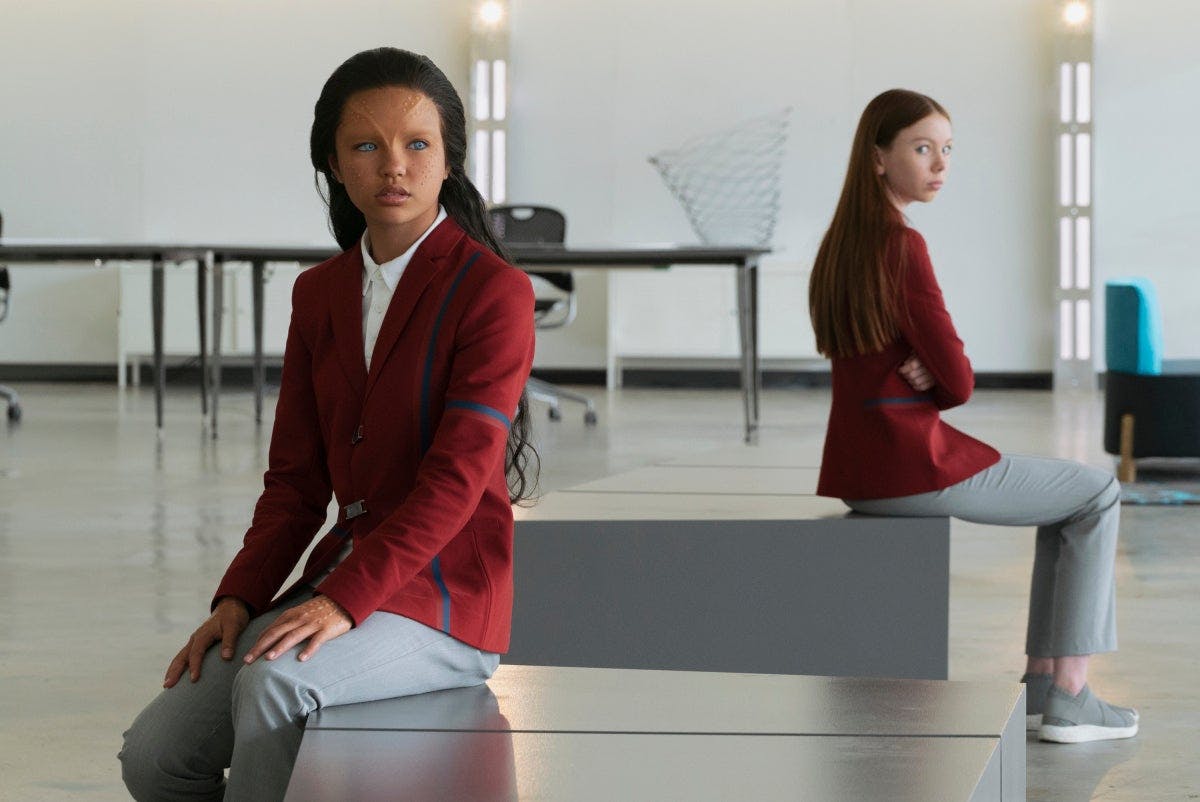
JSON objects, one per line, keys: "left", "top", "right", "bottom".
{"left": 365, "top": 218, "right": 468, "bottom": 397}
{"left": 329, "top": 247, "right": 368, "bottom": 397}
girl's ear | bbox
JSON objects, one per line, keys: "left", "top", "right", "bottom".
{"left": 328, "top": 154, "right": 342, "bottom": 183}
{"left": 873, "top": 146, "right": 886, "bottom": 176}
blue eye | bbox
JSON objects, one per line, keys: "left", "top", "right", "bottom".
{"left": 916, "top": 145, "right": 930, "bottom": 155}
{"left": 354, "top": 142, "right": 377, "bottom": 152}
{"left": 942, "top": 145, "right": 953, "bottom": 155}
{"left": 409, "top": 140, "right": 429, "bottom": 151}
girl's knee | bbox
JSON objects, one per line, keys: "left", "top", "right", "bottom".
{"left": 117, "top": 725, "right": 154, "bottom": 800}
{"left": 232, "top": 657, "right": 271, "bottom": 707}
{"left": 120, "top": 688, "right": 231, "bottom": 801}
{"left": 232, "top": 655, "right": 291, "bottom": 697}
{"left": 231, "top": 656, "right": 311, "bottom": 723}
{"left": 119, "top": 721, "right": 205, "bottom": 802}
{"left": 1095, "top": 472, "right": 1121, "bottom": 510}
{"left": 1073, "top": 464, "right": 1120, "bottom": 511}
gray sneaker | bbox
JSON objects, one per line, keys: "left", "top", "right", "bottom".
{"left": 1021, "top": 672, "right": 1053, "bottom": 730}
{"left": 1039, "top": 684, "right": 1139, "bottom": 743}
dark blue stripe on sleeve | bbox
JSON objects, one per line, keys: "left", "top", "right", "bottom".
{"left": 430, "top": 556, "right": 452, "bottom": 634}
{"left": 419, "top": 251, "right": 482, "bottom": 454}
{"left": 446, "top": 399, "right": 512, "bottom": 428}
{"left": 417, "top": 250, "right": 483, "bottom": 637}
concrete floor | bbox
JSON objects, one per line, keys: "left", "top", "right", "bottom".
{"left": 0, "top": 382, "right": 1196, "bottom": 800}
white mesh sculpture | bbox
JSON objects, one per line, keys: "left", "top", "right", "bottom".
{"left": 648, "top": 108, "right": 790, "bottom": 246}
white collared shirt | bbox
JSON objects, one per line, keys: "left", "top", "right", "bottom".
{"left": 360, "top": 205, "right": 448, "bottom": 369}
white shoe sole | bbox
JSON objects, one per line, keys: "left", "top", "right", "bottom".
{"left": 1039, "top": 721, "right": 1139, "bottom": 743}
{"left": 1026, "top": 714, "right": 1042, "bottom": 731}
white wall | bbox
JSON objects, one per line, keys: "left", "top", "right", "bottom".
{"left": 1, "top": 2, "right": 146, "bottom": 362}
{"left": 509, "top": 0, "right": 1056, "bottom": 371}
{"left": 1094, "top": 0, "right": 1200, "bottom": 365}
{"left": 0, "top": 0, "right": 471, "bottom": 364}
{"left": 2, "top": 1, "right": 1080, "bottom": 372}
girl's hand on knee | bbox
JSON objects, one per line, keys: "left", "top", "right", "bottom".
{"left": 164, "top": 597, "right": 249, "bottom": 688}
{"left": 899, "top": 354, "right": 935, "bottom": 391}
{"left": 243, "top": 596, "right": 352, "bottom": 665}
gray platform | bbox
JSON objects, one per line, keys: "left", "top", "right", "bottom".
{"left": 287, "top": 664, "right": 1025, "bottom": 802}
{"left": 568, "top": 465, "right": 821, "bottom": 495}
{"left": 286, "top": 731, "right": 1002, "bottom": 801}
{"left": 514, "top": 489, "right": 846, "bottom": 520}
{"left": 660, "top": 441, "right": 825, "bottom": 468}
{"left": 510, "top": 492, "right": 949, "bottom": 680}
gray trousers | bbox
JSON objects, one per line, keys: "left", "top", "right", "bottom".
{"left": 119, "top": 590, "right": 499, "bottom": 802}
{"left": 846, "top": 454, "right": 1120, "bottom": 658}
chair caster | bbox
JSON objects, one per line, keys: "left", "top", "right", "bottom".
{"left": 548, "top": 406, "right": 562, "bottom": 421}
{"left": 584, "top": 410, "right": 598, "bottom": 425}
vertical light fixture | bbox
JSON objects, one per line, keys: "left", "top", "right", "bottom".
{"left": 469, "top": 1, "right": 510, "bottom": 205}
{"left": 1054, "top": 0, "right": 1094, "bottom": 389}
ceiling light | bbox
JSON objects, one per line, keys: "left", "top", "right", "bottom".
{"left": 479, "top": 1, "right": 504, "bottom": 27}
{"left": 1063, "top": 1, "right": 1089, "bottom": 27}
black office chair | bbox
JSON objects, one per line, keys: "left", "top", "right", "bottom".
{"left": 488, "top": 205, "right": 597, "bottom": 425}
{"left": 0, "top": 213, "right": 22, "bottom": 422}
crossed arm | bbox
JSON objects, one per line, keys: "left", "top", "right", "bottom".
{"left": 898, "top": 352, "right": 935, "bottom": 392}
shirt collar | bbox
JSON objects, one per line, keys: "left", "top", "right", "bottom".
{"left": 361, "top": 205, "right": 448, "bottom": 296}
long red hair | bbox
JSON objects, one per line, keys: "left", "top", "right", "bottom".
{"left": 809, "top": 89, "right": 950, "bottom": 357}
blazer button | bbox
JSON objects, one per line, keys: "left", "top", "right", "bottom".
{"left": 351, "top": 424, "right": 364, "bottom": 445}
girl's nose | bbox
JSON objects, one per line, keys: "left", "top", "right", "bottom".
{"left": 381, "top": 148, "right": 407, "bottom": 177}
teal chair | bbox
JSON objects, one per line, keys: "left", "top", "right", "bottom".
{"left": 1103, "top": 278, "right": 1200, "bottom": 480}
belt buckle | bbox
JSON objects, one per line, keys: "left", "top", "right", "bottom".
{"left": 343, "top": 500, "right": 366, "bottom": 520}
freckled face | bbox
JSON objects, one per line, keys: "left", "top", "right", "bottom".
{"left": 875, "top": 113, "right": 953, "bottom": 210}
{"left": 328, "top": 86, "right": 450, "bottom": 243}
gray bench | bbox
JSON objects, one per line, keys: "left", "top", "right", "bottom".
{"left": 285, "top": 664, "right": 1025, "bottom": 802}
{"left": 509, "top": 487, "right": 950, "bottom": 680}
{"left": 284, "top": 452, "right": 982, "bottom": 800}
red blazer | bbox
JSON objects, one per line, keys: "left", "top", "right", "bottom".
{"left": 213, "top": 218, "right": 535, "bottom": 654}
{"left": 816, "top": 226, "right": 999, "bottom": 500}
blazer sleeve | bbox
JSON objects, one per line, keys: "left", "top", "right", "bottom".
{"left": 894, "top": 228, "right": 976, "bottom": 410}
{"left": 211, "top": 282, "right": 333, "bottom": 614}
{"left": 316, "top": 266, "right": 536, "bottom": 626}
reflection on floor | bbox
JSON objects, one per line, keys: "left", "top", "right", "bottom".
{"left": 0, "top": 383, "right": 1195, "bottom": 800}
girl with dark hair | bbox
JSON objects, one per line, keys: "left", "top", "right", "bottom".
{"left": 120, "top": 47, "right": 537, "bottom": 800}
{"left": 810, "top": 89, "right": 1137, "bottom": 744}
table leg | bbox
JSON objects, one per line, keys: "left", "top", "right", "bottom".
{"left": 211, "top": 258, "right": 224, "bottom": 439}
{"left": 252, "top": 259, "right": 265, "bottom": 425}
{"left": 197, "top": 252, "right": 209, "bottom": 417}
{"left": 735, "top": 263, "right": 754, "bottom": 443}
{"left": 152, "top": 258, "right": 165, "bottom": 431}
{"left": 748, "top": 257, "right": 761, "bottom": 431}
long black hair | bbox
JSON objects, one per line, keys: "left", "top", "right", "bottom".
{"left": 310, "top": 47, "right": 538, "bottom": 504}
